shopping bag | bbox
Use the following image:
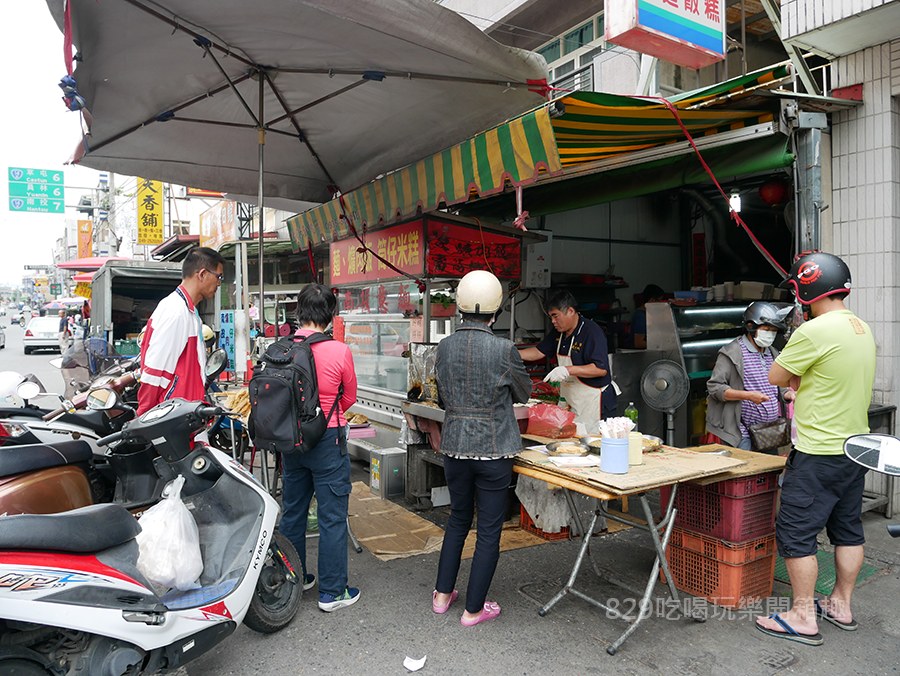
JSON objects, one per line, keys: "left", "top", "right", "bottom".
{"left": 526, "top": 403, "right": 576, "bottom": 439}
{"left": 135, "top": 475, "right": 203, "bottom": 590}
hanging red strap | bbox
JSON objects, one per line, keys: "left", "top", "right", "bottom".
{"left": 336, "top": 194, "right": 427, "bottom": 293}
{"left": 649, "top": 96, "right": 788, "bottom": 278}
{"left": 307, "top": 247, "right": 317, "bottom": 283}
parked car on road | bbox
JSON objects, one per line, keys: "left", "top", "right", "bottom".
{"left": 0, "top": 325, "right": 5, "bottom": 349}
{"left": 23, "top": 316, "right": 62, "bottom": 354}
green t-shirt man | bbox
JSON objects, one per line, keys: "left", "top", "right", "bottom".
{"left": 775, "top": 309, "right": 876, "bottom": 455}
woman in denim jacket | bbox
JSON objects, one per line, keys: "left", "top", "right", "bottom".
{"left": 431, "top": 270, "right": 531, "bottom": 626}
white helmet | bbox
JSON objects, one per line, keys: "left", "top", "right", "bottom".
{"left": 457, "top": 270, "right": 502, "bottom": 315}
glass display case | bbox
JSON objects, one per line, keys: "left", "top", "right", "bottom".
{"left": 342, "top": 315, "right": 411, "bottom": 392}
{"left": 645, "top": 301, "right": 752, "bottom": 447}
{"left": 669, "top": 304, "right": 750, "bottom": 378}
{"left": 337, "top": 281, "right": 425, "bottom": 394}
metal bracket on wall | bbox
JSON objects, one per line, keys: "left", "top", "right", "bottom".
{"left": 758, "top": 0, "right": 823, "bottom": 96}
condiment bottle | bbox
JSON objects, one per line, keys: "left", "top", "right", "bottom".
{"left": 628, "top": 431, "right": 643, "bottom": 466}
{"left": 624, "top": 402, "right": 639, "bottom": 429}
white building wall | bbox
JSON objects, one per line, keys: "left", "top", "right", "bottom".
{"left": 783, "top": 0, "right": 895, "bottom": 39}
{"left": 829, "top": 40, "right": 900, "bottom": 407}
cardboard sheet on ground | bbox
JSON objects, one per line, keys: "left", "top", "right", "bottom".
{"left": 515, "top": 446, "right": 746, "bottom": 495}
{"left": 347, "top": 482, "right": 557, "bottom": 562}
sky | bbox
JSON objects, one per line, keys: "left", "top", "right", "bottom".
{"left": 0, "top": 2, "right": 107, "bottom": 286}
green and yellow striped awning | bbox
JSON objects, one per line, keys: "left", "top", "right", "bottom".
{"left": 288, "top": 65, "right": 789, "bottom": 251}
{"left": 288, "top": 106, "right": 561, "bottom": 250}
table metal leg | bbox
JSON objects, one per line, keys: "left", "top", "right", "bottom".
{"left": 539, "top": 484, "right": 701, "bottom": 656}
{"left": 538, "top": 510, "right": 600, "bottom": 617}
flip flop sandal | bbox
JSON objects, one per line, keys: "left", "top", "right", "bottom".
{"left": 756, "top": 614, "right": 824, "bottom": 646}
{"left": 815, "top": 599, "right": 859, "bottom": 631}
{"left": 432, "top": 590, "right": 458, "bottom": 614}
{"left": 461, "top": 601, "right": 501, "bottom": 627}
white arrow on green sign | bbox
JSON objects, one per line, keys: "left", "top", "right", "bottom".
{"left": 8, "top": 167, "right": 65, "bottom": 214}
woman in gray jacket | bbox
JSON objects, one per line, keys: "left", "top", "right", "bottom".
{"left": 706, "top": 302, "right": 794, "bottom": 451}
{"left": 431, "top": 270, "right": 531, "bottom": 626}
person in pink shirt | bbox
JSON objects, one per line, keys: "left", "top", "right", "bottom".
{"left": 278, "top": 284, "right": 360, "bottom": 612}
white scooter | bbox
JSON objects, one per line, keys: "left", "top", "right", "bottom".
{"left": 0, "top": 392, "right": 302, "bottom": 675}
{"left": 844, "top": 433, "right": 900, "bottom": 538}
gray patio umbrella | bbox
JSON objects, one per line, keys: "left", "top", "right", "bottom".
{"left": 46, "top": 0, "right": 548, "bottom": 354}
{"left": 49, "top": 0, "right": 548, "bottom": 201}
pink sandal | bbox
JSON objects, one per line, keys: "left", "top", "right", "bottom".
{"left": 461, "top": 601, "right": 501, "bottom": 626}
{"left": 432, "top": 590, "right": 458, "bottom": 614}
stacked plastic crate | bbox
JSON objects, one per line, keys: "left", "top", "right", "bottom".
{"left": 659, "top": 471, "right": 780, "bottom": 609}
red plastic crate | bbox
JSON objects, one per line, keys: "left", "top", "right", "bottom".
{"left": 705, "top": 471, "right": 780, "bottom": 497}
{"left": 665, "top": 544, "right": 776, "bottom": 609}
{"left": 660, "top": 481, "right": 778, "bottom": 542}
{"left": 669, "top": 527, "right": 776, "bottom": 565}
{"left": 520, "top": 505, "right": 571, "bottom": 541}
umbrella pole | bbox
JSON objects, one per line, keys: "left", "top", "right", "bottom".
{"left": 257, "top": 73, "right": 266, "bottom": 350}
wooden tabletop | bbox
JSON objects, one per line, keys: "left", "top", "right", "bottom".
{"left": 514, "top": 445, "right": 746, "bottom": 496}
{"left": 683, "top": 444, "right": 786, "bottom": 484}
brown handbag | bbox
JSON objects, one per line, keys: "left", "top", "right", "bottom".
{"left": 746, "top": 417, "right": 790, "bottom": 453}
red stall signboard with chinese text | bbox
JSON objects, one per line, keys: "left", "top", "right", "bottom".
{"left": 426, "top": 222, "right": 521, "bottom": 279}
{"left": 330, "top": 221, "right": 425, "bottom": 285}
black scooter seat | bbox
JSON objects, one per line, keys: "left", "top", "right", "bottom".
{"left": 0, "top": 407, "right": 112, "bottom": 435}
{"left": 0, "top": 439, "right": 92, "bottom": 478}
{"left": 0, "top": 503, "right": 141, "bottom": 553}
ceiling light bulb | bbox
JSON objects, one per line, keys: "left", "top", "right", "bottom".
{"left": 729, "top": 189, "right": 742, "bottom": 214}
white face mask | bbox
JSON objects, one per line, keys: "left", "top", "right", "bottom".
{"left": 754, "top": 329, "right": 776, "bottom": 348}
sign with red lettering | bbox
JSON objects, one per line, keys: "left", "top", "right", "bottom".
{"left": 330, "top": 221, "right": 424, "bottom": 285}
{"left": 426, "top": 222, "right": 521, "bottom": 279}
{"left": 605, "top": 0, "right": 725, "bottom": 70}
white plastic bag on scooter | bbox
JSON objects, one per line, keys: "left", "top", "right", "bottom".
{"left": 135, "top": 475, "right": 203, "bottom": 591}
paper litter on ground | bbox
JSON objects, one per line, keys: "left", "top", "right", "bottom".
{"left": 403, "top": 656, "right": 426, "bottom": 672}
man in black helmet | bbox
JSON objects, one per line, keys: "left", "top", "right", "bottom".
{"left": 756, "top": 253, "right": 876, "bottom": 646}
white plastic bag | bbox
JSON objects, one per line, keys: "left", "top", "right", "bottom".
{"left": 136, "top": 475, "right": 203, "bottom": 591}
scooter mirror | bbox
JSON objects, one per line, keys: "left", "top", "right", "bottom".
{"left": 843, "top": 434, "right": 900, "bottom": 477}
{"left": 206, "top": 348, "right": 229, "bottom": 382}
{"left": 86, "top": 388, "right": 119, "bottom": 411}
{"left": 16, "top": 381, "right": 41, "bottom": 401}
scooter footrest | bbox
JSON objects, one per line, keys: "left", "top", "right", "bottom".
{"left": 161, "top": 577, "right": 240, "bottom": 610}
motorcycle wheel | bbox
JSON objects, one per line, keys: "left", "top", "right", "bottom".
{"left": 243, "top": 530, "right": 303, "bottom": 633}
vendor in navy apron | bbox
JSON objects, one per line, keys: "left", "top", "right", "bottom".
{"left": 519, "top": 289, "right": 617, "bottom": 435}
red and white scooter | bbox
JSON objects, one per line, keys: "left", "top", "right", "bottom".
{"left": 0, "top": 393, "right": 301, "bottom": 675}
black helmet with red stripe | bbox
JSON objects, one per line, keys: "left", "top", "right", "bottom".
{"left": 780, "top": 252, "right": 851, "bottom": 305}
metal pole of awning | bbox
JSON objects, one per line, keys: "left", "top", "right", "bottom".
{"left": 257, "top": 74, "right": 266, "bottom": 341}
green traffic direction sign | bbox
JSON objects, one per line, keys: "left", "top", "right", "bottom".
{"left": 8, "top": 167, "right": 65, "bottom": 214}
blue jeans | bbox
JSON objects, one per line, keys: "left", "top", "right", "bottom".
{"left": 279, "top": 427, "right": 351, "bottom": 597}
{"left": 435, "top": 455, "right": 514, "bottom": 614}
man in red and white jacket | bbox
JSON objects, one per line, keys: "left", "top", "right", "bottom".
{"left": 137, "top": 247, "right": 225, "bottom": 415}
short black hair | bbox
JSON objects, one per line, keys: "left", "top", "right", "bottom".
{"left": 546, "top": 289, "right": 578, "bottom": 313}
{"left": 460, "top": 312, "right": 491, "bottom": 324}
{"left": 296, "top": 284, "right": 337, "bottom": 328}
{"left": 182, "top": 247, "right": 226, "bottom": 279}
{"left": 641, "top": 284, "right": 665, "bottom": 301}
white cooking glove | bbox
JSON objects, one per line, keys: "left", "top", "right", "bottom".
{"left": 543, "top": 366, "right": 570, "bottom": 383}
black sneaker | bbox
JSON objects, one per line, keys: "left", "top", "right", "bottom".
{"left": 303, "top": 574, "right": 316, "bottom": 591}
{"left": 318, "top": 587, "right": 360, "bottom": 612}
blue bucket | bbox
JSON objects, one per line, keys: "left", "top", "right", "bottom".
{"left": 600, "top": 437, "right": 629, "bottom": 474}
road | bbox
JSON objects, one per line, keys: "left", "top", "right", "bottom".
{"left": 0, "top": 319, "right": 66, "bottom": 397}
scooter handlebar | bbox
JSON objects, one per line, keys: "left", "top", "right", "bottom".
{"left": 41, "top": 373, "right": 138, "bottom": 422}
{"left": 97, "top": 431, "right": 125, "bottom": 447}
